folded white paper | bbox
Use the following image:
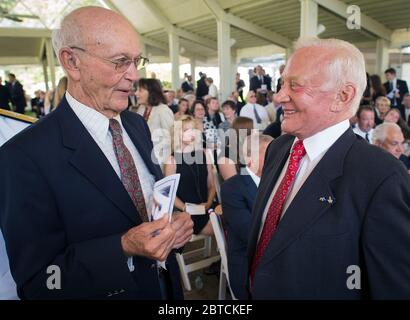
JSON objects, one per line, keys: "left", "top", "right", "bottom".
{"left": 185, "top": 203, "right": 206, "bottom": 215}
{"left": 151, "top": 174, "right": 180, "bottom": 222}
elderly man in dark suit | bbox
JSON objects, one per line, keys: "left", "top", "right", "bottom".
{"left": 0, "top": 6, "right": 193, "bottom": 300}
{"left": 221, "top": 133, "right": 272, "bottom": 299}
{"left": 383, "top": 67, "right": 409, "bottom": 119}
{"left": 7, "top": 73, "right": 26, "bottom": 114}
{"left": 248, "top": 38, "right": 410, "bottom": 299}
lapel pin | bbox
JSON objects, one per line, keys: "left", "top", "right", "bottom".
{"left": 319, "top": 196, "right": 336, "bottom": 205}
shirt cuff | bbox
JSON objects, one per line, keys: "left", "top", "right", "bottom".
{"left": 127, "top": 257, "right": 135, "bottom": 272}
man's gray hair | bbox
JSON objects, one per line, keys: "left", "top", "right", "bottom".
{"left": 372, "top": 122, "right": 402, "bottom": 144}
{"left": 289, "top": 37, "right": 367, "bottom": 115}
{"left": 51, "top": 9, "right": 83, "bottom": 65}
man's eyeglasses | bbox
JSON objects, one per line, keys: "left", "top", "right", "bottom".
{"left": 69, "top": 46, "right": 149, "bottom": 72}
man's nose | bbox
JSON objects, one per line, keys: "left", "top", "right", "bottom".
{"left": 125, "top": 62, "right": 139, "bottom": 82}
{"left": 274, "top": 87, "right": 290, "bottom": 104}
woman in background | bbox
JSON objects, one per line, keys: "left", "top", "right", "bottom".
{"left": 175, "top": 98, "right": 190, "bottom": 120}
{"left": 164, "top": 115, "right": 215, "bottom": 235}
{"left": 135, "top": 78, "right": 174, "bottom": 168}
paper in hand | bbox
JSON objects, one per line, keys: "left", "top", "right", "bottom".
{"left": 185, "top": 203, "right": 206, "bottom": 215}
{"left": 151, "top": 174, "right": 180, "bottom": 222}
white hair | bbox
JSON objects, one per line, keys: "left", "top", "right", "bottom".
{"left": 288, "top": 37, "right": 367, "bottom": 115}
{"left": 51, "top": 9, "right": 84, "bottom": 65}
{"left": 372, "top": 122, "right": 402, "bottom": 144}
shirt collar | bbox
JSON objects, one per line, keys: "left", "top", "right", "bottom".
{"left": 244, "top": 166, "right": 261, "bottom": 187}
{"left": 295, "top": 119, "right": 350, "bottom": 162}
{"left": 354, "top": 125, "right": 372, "bottom": 135}
{"left": 66, "top": 91, "right": 123, "bottom": 144}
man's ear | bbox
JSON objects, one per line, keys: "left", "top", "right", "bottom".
{"left": 330, "top": 83, "right": 356, "bottom": 113}
{"left": 59, "top": 48, "right": 81, "bottom": 81}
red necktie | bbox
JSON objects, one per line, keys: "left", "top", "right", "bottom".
{"left": 250, "top": 140, "right": 306, "bottom": 284}
{"left": 109, "top": 118, "right": 149, "bottom": 222}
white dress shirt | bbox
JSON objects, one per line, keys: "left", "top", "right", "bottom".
{"left": 66, "top": 91, "right": 156, "bottom": 272}
{"left": 258, "top": 119, "right": 350, "bottom": 240}
{"left": 244, "top": 166, "right": 260, "bottom": 187}
{"left": 239, "top": 103, "right": 270, "bottom": 130}
{"left": 353, "top": 126, "right": 373, "bottom": 143}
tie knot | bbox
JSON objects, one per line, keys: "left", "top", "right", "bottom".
{"left": 109, "top": 118, "right": 122, "bottom": 136}
{"left": 291, "top": 140, "right": 306, "bottom": 157}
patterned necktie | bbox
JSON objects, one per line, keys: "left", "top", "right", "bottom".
{"left": 253, "top": 104, "right": 262, "bottom": 124}
{"left": 109, "top": 118, "right": 149, "bottom": 222}
{"left": 250, "top": 140, "right": 306, "bottom": 284}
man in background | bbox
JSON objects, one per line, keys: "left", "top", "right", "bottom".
{"left": 7, "top": 73, "right": 26, "bottom": 114}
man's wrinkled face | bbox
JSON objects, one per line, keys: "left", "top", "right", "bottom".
{"left": 358, "top": 110, "right": 375, "bottom": 132}
{"left": 76, "top": 23, "right": 140, "bottom": 115}
{"left": 275, "top": 47, "right": 341, "bottom": 139}
{"left": 381, "top": 129, "right": 404, "bottom": 159}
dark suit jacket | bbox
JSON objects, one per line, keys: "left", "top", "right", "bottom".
{"left": 221, "top": 173, "right": 257, "bottom": 299}
{"left": 0, "top": 97, "right": 183, "bottom": 300}
{"left": 9, "top": 81, "right": 26, "bottom": 111}
{"left": 181, "top": 81, "right": 194, "bottom": 93}
{"left": 248, "top": 129, "right": 410, "bottom": 299}
{"left": 383, "top": 79, "right": 409, "bottom": 118}
{"left": 250, "top": 75, "right": 272, "bottom": 92}
{"left": 196, "top": 77, "right": 208, "bottom": 100}
{"left": 0, "top": 84, "right": 11, "bottom": 109}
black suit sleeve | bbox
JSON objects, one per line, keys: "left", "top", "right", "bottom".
{"left": 249, "top": 77, "right": 258, "bottom": 92}
{"left": 362, "top": 169, "right": 410, "bottom": 299}
{"left": 221, "top": 181, "right": 252, "bottom": 245}
{"left": 0, "top": 144, "right": 136, "bottom": 299}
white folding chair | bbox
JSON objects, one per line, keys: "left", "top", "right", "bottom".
{"left": 209, "top": 211, "right": 237, "bottom": 300}
{"left": 176, "top": 234, "right": 220, "bottom": 291}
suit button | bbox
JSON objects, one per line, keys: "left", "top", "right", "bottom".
{"left": 151, "top": 263, "right": 156, "bottom": 269}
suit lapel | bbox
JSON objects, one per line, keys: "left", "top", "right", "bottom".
{"left": 257, "top": 129, "right": 356, "bottom": 268}
{"left": 57, "top": 98, "right": 141, "bottom": 224}
{"left": 248, "top": 136, "right": 294, "bottom": 257}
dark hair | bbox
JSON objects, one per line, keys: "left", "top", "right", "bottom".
{"left": 384, "top": 68, "right": 396, "bottom": 75}
{"left": 370, "top": 74, "right": 386, "bottom": 97}
{"left": 205, "top": 96, "right": 218, "bottom": 106}
{"left": 356, "top": 105, "right": 374, "bottom": 118}
{"left": 191, "top": 100, "right": 208, "bottom": 117}
{"left": 178, "top": 98, "right": 189, "bottom": 106}
{"left": 137, "top": 78, "right": 166, "bottom": 106}
{"left": 221, "top": 100, "right": 236, "bottom": 110}
{"left": 256, "top": 92, "right": 266, "bottom": 106}
{"left": 8, "top": 73, "right": 16, "bottom": 78}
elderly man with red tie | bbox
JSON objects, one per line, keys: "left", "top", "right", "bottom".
{"left": 248, "top": 38, "right": 410, "bottom": 300}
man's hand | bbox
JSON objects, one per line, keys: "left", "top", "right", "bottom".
{"left": 121, "top": 215, "right": 176, "bottom": 261}
{"left": 171, "top": 212, "right": 194, "bottom": 249}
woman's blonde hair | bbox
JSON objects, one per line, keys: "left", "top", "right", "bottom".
{"left": 172, "top": 115, "right": 202, "bottom": 153}
{"left": 53, "top": 76, "right": 68, "bottom": 108}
